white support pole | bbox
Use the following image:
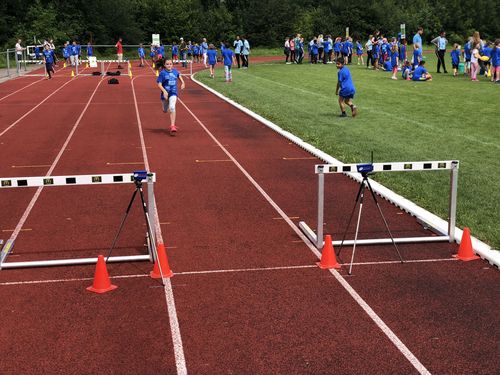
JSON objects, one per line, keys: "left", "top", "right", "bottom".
{"left": 147, "top": 173, "right": 156, "bottom": 261}
{"left": 317, "top": 172, "right": 324, "bottom": 249}
{"left": 448, "top": 161, "right": 459, "bottom": 242}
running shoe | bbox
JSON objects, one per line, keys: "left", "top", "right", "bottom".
{"left": 169, "top": 125, "right": 178, "bottom": 136}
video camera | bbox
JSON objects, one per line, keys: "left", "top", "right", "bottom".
{"left": 356, "top": 163, "right": 374, "bottom": 175}
{"left": 133, "top": 170, "right": 148, "bottom": 182}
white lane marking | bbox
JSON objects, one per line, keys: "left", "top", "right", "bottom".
{"left": 0, "top": 257, "right": 458, "bottom": 286}
{"left": 0, "top": 77, "right": 79, "bottom": 138}
{"left": 2, "top": 69, "right": 110, "bottom": 264}
{"left": 179, "top": 98, "right": 431, "bottom": 375}
{"left": 131, "top": 72, "right": 187, "bottom": 375}
{"left": 0, "top": 77, "right": 45, "bottom": 102}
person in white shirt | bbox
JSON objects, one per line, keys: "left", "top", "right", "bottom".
{"left": 15, "top": 39, "right": 24, "bottom": 65}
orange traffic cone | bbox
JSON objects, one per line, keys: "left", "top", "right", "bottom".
{"left": 317, "top": 235, "right": 341, "bottom": 269}
{"left": 150, "top": 243, "right": 174, "bottom": 279}
{"left": 454, "top": 228, "right": 480, "bottom": 261}
{"left": 86, "top": 255, "right": 118, "bottom": 293}
{"left": 70, "top": 70, "right": 75, "bottom": 78}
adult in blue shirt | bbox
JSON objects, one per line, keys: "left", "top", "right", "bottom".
{"left": 42, "top": 44, "right": 55, "bottom": 79}
{"left": 412, "top": 60, "right": 432, "bottom": 81}
{"left": 335, "top": 57, "right": 357, "bottom": 118}
{"left": 233, "top": 36, "right": 243, "bottom": 68}
{"left": 431, "top": 31, "right": 448, "bottom": 73}
{"left": 156, "top": 59, "right": 185, "bottom": 135}
{"left": 412, "top": 27, "right": 423, "bottom": 55}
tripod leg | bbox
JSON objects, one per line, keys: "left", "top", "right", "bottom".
{"left": 106, "top": 188, "right": 139, "bottom": 261}
{"left": 365, "top": 179, "right": 404, "bottom": 263}
{"left": 337, "top": 180, "right": 366, "bottom": 259}
{"left": 138, "top": 185, "right": 157, "bottom": 257}
{"left": 349, "top": 189, "right": 365, "bottom": 275}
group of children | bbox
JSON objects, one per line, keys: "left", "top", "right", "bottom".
{"left": 284, "top": 34, "right": 361, "bottom": 65}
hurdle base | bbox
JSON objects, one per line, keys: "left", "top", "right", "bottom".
{"left": 299, "top": 221, "right": 450, "bottom": 248}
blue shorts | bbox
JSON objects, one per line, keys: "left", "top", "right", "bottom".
{"left": 340, "top": 94, "right": 354, "bottom": 99}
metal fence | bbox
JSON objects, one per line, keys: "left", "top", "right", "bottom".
{"left": 0, "top": 48, "right": 29, "bottom": 79}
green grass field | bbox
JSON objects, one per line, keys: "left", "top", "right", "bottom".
{"left": 196, "top": 52, "right": 500, "bottom": 248}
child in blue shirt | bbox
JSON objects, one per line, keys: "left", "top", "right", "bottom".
{"left": 356, "top": 41, "right": 363, "bottom": 65}
{"left": 172, "top": 43, "right": 178, "bottom": 63}
{"left": 335, "top": 57, "right": 357, "bottom": 118}
{"left": 207, "top": 44, "right": 217, "bottom": 78}
{"left": 412, "top": 43, "right": 422, "bottom": 69}
{"left": 491, "top": 39, "right": 500, "bottom": 83}
{"left": 138, "top": 44, "right": 145, "bottom": 67}
{"left": 221, "top": 43, "right": 235, "bottom": 82}
{"left": 450, "top": 44, "right": 461, "bottom": 76}
{"left": 401, "top": 60, "right": 412, "bottom": 80}
{"left": 42, "top": 44, "right": 55, "bottom": 79}
{"left": 156, "top": 59, "right": 186, "bottom": 135}
{"left": 86, "top": 42, "right": 93, "bottom": 57}
{"left": 412, "top": 60, "right": 432, "bottom": 81}
{"left": 390, "top": 44, "right": 399, "bottom": 79}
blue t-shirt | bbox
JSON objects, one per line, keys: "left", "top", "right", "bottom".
{"left": 157, "top": 69, "right": 181, "bottom": 98}
{"left": 42, "top": 49, "right": 54, "bottom": 63}
{"left": 138, "top": 47, "right": 145, "bottom": 57}
{"left": 207, "top": 49, "right": 217, "bottom": 65}
{"left": 492, "top": 48, "right": 500, "bottom": 67}
{"left": 399, "top": 44, "right": 406, "bottom": 60}
{"left": 413, "top": 33, "right": 422, "bottom": 52}
{"left": 71, "top": 45, "right": 78, "bottom": 56}
{"left": 450, "top": 50, "right": 460, "bottom": 65}
{"left": 338, "top": 66, "right": 355, "bottom": 97}
{"left": 323, "top": 40, "right": 331, "bottom": 52}
{"left": 412, "top": 65, "right": 427, "bottom": 80}
{"left": 172, "top": 45, "right": 178, "bottom": 55}
{"left": 401, "top": 65, "right": 411, "bottom": 78}
{"left": 159, "top": 45, "right": 165, "bottom": 56}
{"left": 222, "top": 48, "right": 234, "bottom": 66}
{"left": 87, "top": 45, "right": 93, "bottom": 56}
{"left": 390, "top": 51, "right": 398, "bottom": 66}
{"left": 464, "top": 43, "right": 471, "bottom": 59}
{"left": 413, "top": 50, "right": 421, "bottom": 65}
{"left": 356, "top": 42, "right": 363, "bottom": 55}
{"left": 482, "top": 46, "right": 492, "bottom": 58}
{"left": 202, "top": 42, "right": 208, "bottom": 53}
{"left": 333, "top": 42, "right": 341, "bottom": 53}
{"left": 311, "top": 43, "right": 318, "bottom": 55}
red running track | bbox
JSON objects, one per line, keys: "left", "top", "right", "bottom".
{"left": 0, "top": 59, "right": 498, "bottom": 374}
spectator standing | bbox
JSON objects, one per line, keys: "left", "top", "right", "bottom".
{"left": 233, "top": 36, "right": 243, "bottom": 68}
{"left": 412, "top": 27, "right": 424, "bottom": 57}
{"left": 241, "top": 37, "right": 250, "bottom": 68}
{"left": 15, "top": 39, "right": 24, "bottom": 70}
{"left": 431, "top": 31, "right": 448, "bottom": 73}
{"left": 201, "top": 38, "right": 209, "bottom": 67}
{"left": 115, "top": 37, "right": 123, "bottom": 68}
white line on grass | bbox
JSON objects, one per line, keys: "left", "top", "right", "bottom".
{"left": 179, "top": 97, "right": 431, "bottom": 375}
{"left": 131, "top": 71, "right": 187, "bottom": 375}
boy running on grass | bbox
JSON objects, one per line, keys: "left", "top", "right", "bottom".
{"left": 335, "top": 57, "right": 357, "bottom": 118}
{"left": 157, "top": 59, "right": 185, "bottom": 135}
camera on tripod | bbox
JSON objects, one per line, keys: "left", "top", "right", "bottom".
{"left": 356, "top": 163, "right": 374, "bottom": 175}
{"left": 133, "top": 170, "right": 148, "bottom": 182}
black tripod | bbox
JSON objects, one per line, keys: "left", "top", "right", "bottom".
{"left": 337, "top": 172, "right": 404, "bottom": 274}
{"left": 106, "top": 177, "right": 156, "bottom": 263}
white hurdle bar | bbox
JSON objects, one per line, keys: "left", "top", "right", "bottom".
{"left": 75, "top": 59, "right": 131, "bottom": 76}
{"left": 0, "top": 172, "right": 157, "bottom": 269}
{"left": 300, "top": 160, "right": 459, "bottom": 249}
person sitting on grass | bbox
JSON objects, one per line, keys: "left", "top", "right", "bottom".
{"left": 156, "top": 59, "right": 185, "bottom": 135}
{"left": 335, "top": 57, "right": 357, "bottom": 118}
{"left": 401, "top": 60, "right": 412, "bottom": 80}
{"left": 412, "top": 60, "right": 432, "bottom": 81}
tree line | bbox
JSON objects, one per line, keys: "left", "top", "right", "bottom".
{"left": 1, "top": 0, "right": 498, "bottom": 49}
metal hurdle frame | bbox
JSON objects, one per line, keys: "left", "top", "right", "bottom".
{"left": 298, "top": 160, "right": 459, "bottom": 249}
{"left": 76, "top": 59, "right": 131, "bottom": 76}
{"left": 0, "top": 172, "right": 157, "bottom": 269}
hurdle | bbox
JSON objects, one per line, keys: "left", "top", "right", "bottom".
{"left": 0, "top": 172, "right": 157, "bottom": 269}
{"left": 299, "top": 160, "right": 459, "bottom": 249}
{"left": 76, "top": 59, "right": 131, "bottom": 77}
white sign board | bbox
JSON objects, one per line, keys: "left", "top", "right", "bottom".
{"left": 152, "top": 34, "right": 160, "bottom": 46}
{"left": 400, "top": 24, "right": 406, "bottom": 39}
{"left": 88, "top": 56, "right": 97, "bottom": 68}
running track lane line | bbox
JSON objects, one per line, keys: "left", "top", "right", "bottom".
{"left": 0, "top": 77, "right": 46, "bottom": 102}
{"left": 0, "top": 76, "right": 80, "bottom": 138}
{"left": 178, "top": 98, "right": 432, "bottom": 375}
{"left": 0, "top": 67, "right": 112, "bottom": 266}
{"left": 131, "top": 74, "right": 188, "bottom": 375}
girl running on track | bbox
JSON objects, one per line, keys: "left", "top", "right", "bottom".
{"left": 156, "top": 59, "right": 185, "bottom": 135}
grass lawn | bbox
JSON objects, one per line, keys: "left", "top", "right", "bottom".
{"left": 196, "top": 52, "right": 500, "bottom": 249}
